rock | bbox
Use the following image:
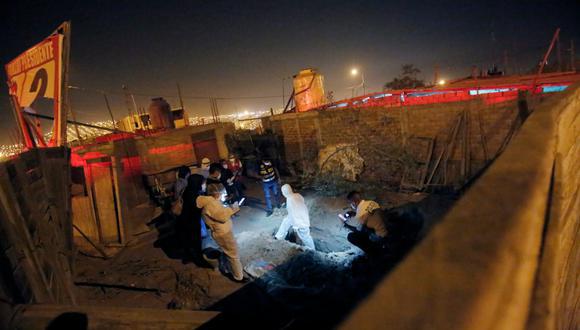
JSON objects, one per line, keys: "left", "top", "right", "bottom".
{"left": 318, "top": 143, "right": 364, "bottom": 181}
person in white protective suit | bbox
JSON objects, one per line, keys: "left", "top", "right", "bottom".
{"left": 196, "top": 183, "right": 247, "bottom": 283}
{"left": 274, "top": 184, "right": 315, "bottom": 250}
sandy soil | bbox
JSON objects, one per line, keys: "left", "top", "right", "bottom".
{"left": 75, "top": 178, "right": 456, "bottom": 328}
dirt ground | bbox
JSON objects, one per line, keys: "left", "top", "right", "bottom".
{"left": 75, "top": 178, "right": 456, "bottom": 328}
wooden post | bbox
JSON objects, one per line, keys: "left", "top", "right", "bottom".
{"left": 462, "top": 108, "right": 471, "bottom": 179}
{"left": 477, "top": 105, "right": 489, "bottom": 162}
{"left": 443, "top": 113, "right": 463, "bottom": 185}
{"left": 57, "top": 21, "right": 72, "bottom": 146}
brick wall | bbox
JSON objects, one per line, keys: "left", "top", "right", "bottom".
{"left": 136, "top": 122, "right": 235, "bottom": 174}
{"left": 265, "top": 99, "right": 520, "bottom": 187}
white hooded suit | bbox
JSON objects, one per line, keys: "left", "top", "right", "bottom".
{"left": 274, "top": 184, "right": 315, "bottom": 250}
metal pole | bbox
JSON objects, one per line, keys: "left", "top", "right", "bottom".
{"left": 23, "top": 112, "right": 127, "bottom": 133}
{"left": 103, "top": 93, "right": 117, "bottom": 129}
{"left": 176, "top": 82, "right": 185, "bottom": 111}
{"left": 557, "top": 35, "right": 562, "bottom": 72}
{"left": 503, "top": 50, "right": 509, "bottom": 75}
{"left": 571, "top": 40, "right": 576, "bottom": 72}
{"left": 282, "top": 77, "right": 285, "bottom": 109}
{"left": 532, "top": 28, "right": 560, "bottom": 92}
{"left": 122, "top": 85, "right": 137, "bottom": 128}
{"left": 362, "top": 73, "right": 366, "bottom": 95}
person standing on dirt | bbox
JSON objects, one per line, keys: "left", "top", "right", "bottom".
{"left": 196, "top": 184, "right": 248, "bottom": 283}
{"left": 178, "top": 174, "right": 208, "bottom": 265}
{"left": 174, "top": 166, "right": 190, "bottom": 202}
{"left": 206, "top": 163, "right": 222, "bottom": 185}
{"left": 259, "top": 158, "right": 281, "bottom": 217}
{"left": 195, "top": 157, "right": 211, "bottom": 178}
{"left": 274, "top": 184, "right": 315, "bottom": 250}
{"left": 338, "top": 191, "right": 388, "bottom": 255}
{"left": 219, "top": 159, "right": 237, "bottom": 201}
{"left": 227, "top": 154, "right": 245, "bottom": 201}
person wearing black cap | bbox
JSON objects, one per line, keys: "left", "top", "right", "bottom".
{"left": 259, "top": 158, "right": 281, "bottom": 217}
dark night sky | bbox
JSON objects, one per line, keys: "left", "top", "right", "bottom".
{"left": 1, "top": 0, "right": 579, "bottom": 144}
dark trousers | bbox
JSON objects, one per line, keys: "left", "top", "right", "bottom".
{"left": 262, "top": 180, "right": 280, "bottom": 211}
{"left": 178, "top": 213, "right": 202, "bottom": 258}
{"left": 233, "top": 180, "right": 244, "bottom": 199}
{"left": 347, "top": 231, "right": 383, "bottom": 255}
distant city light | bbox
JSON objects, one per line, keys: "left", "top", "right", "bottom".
{"left": 438, "top": 79, "right": 446, "bottom": 86}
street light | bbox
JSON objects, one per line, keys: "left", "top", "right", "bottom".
{"left": 438, "top": 79, "right": 446, "bottom": 86}
{"left": 349, "top": 67, "right": 365, "bottom": 97}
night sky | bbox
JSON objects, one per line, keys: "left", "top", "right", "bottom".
{"left": 1, "top": 0, "right": 579, "bottom": 144}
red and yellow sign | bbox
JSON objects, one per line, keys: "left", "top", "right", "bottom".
{"left": 4, "top": 25, "right": 68, "bottom": 149}
{"left": 5, "top": 34, "right": 63, "bottom": 108}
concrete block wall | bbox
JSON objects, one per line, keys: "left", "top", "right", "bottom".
{"left": 339, "top": 85, "right": 580, "bottom": 330}
{"left": 266, "top": 99, "right": 519, "bottom": 186}
{"left": 136, "top": 122, "right": 235, "bottom": 174}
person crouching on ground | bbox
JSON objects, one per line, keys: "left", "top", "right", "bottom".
{"left": 196, "top": 183, "right": 247, "bottom": 283}
{"left": 338, "top": 191, "right": 388, "bottom": 255}
{"left": 259, "top": 158, "right": 281, "bottom": 217}
{"left": 274, "top": 184, "right": 315, "bottom": 250}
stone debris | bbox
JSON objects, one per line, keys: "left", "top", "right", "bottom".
{"left": 318, "top": 143, "right": 364, "bottom": 181}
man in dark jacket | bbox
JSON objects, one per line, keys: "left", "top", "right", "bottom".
{"left": 207, "top": 163, "right": 223, "bottom": 185}
{"left": 177, "top": 174, "right": 207, "bottom": 265}
{"left": 259, "top": 158, "right": 281, "bottom": 217}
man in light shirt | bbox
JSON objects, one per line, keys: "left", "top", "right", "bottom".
{"left": 193, "top": 157, "right": 211, "bottom": 178}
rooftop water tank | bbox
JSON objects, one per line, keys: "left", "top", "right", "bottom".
{"left": 293, "top": 68, "right": 327, "bottom": 112}
{"left": 148, "top": 97, "right": 175, "bottom": 129}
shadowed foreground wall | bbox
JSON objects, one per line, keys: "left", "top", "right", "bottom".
{"left": 340, "top": 85, "right": 579, "bottom": 330}
{"left": 0, "top": 148, "right": 76, "bottom": 328}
